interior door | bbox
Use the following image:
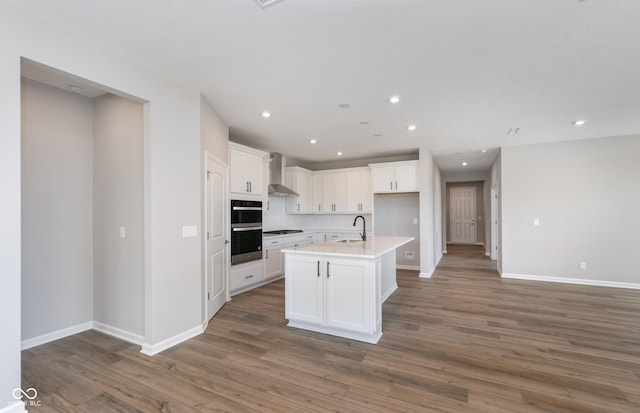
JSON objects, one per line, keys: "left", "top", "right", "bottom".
{"left": 450, "top": 187, "right": 476, "bottom": 244}
{"left": 206, "top": 156, "right": 228, "bottom": 320}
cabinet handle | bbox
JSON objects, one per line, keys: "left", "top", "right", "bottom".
{"left": 297, "top": 203, "right": 300, "bottom": 211}
{"left": 318, "top": 204, "right": 321, "bottom": 212}
{"left": 327, "top": 261, "right": 330, "bottom": 278}
{"left": 246, "top": 181, "right": 250, "bottom": 192}
{"left": 245, "top": 274, "right": 254, "bottom": 279}
{"left": 395, "top": 181, "right": 398, "bottom": 190}
{"left": 266, "top": 250, "right": 269, "bottom": 259}
{"left": 249, "top": 181, "right": 252, "bottom": 192}
{"left": 317, "top": 260, "right": 320, "bottom": 277}
{"left": 390, "top": 182, "right": 393, "bottom": 190}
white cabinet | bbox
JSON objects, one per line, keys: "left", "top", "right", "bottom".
{"left": 322, "top": 172, "right": 347, "bottom": 213}
{"left": 285, "top": 167, "right": 313, "bottom": 214}
{"left": 263, "top": 160, "right": 271, "bottom": 214}
{"left": 285, "top": 255, "right": 378, "bottom": 340}
{"left": 346, "top": 168, "right": 372, "bottom": 213}
{"left": 230, "top": 260, "right": 264, "bottom": 294}
{"left": 370, "top": 161, "right": 418, "bottom": 193}
{"left": 264, "top": 237, "right": 284, "bottom": 280}
{"left": 311, "top": 174, "right": 324, "bottom": 213}
{"left": 229, "top": 143, "right": 266, "bottom": 196}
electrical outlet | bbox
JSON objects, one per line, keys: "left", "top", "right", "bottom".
{"left": 119, "top": 226, "right": 126, "bottom": 239}
{"left": 405, "top": 251, "right": 415, "bottom": 260}
{"left": 579, "top": 261, "right": 587, "bottom": 270}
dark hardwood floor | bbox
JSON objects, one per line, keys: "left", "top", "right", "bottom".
{"left": 22, "top": 245, "right": 640, "bottom": 412}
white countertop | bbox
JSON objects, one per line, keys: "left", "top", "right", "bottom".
{"left": 282, "top": 235, "right": 414, "bottom": 259}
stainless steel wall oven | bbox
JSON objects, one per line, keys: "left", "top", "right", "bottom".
{"left": 230, "top": 200, "right": 262, "bottom": 265}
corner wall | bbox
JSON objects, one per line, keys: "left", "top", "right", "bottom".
{"left": 21, "top": 78, "right": 94, "bottom": 342}
{"left": 501, "top": 135, "right": 640, "bottom": 287}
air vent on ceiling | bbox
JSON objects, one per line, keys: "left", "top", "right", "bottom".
{"left": 255, "top": 0, "right": 285, "bottom": 8}
{"left": 507, "top": 127, "right": 520, "bottom": 135}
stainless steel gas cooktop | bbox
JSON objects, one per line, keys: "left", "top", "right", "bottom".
{"left": 262, "top": 229, "right": 303, "bottom": 235}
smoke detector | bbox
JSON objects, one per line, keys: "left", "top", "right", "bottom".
{"left": 255, "top": 0, "right": 285, "bottom": 8}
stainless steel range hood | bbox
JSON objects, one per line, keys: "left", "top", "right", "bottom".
{"left": 268, "top": 152, "right": 299, "bottom": 197}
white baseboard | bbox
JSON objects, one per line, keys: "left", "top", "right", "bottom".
{"left": 475, "top": 242, "right": 485, "bottom": 246}
{"left": 381, "top": 283, "right": 398, "bottom": 303}
{"left": 443, "top": 250, "right": 447, "bottom": 254}
{"left": 0, "top": 402, "right": 27, "bottom": 413}
{"left": 485, "top": 252, "right": 490, "bottom": 257}
{"left": 502, "top": 273, "right": 640, "bottom": 290}
{"left": 396, "top": 265, "right": 419, "bottom": 271}
{"left": 140, "top": 323, "right": 204, "bottom": 356}
{"left": 93, "top": 322, "right": 145, "bottom": 346}
{"left": 21, "top": 321, "right": 92, "bottom": 351}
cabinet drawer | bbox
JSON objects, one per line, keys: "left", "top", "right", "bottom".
{"left": 230, "top": 260, "right": 264, "bottom": 291}
{"left": 264, "top": 237, "right": 283, "bottom": 248}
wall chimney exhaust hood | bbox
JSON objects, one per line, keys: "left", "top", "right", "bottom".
{"left": 268, "top": 153, "right": 299, "bottom": 197}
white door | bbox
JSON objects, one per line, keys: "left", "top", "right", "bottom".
{"left": 206, "top": 156, "right": 228, "bottom": 320}
{"left": 450, "top": 187, "right": 476, "bottom": 244}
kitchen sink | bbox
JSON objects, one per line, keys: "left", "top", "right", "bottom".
{"left": 336, "top": 239, "right": 363, "bottom": 243}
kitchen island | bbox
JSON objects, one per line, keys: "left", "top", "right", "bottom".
{"left": 282, "top": 235, "right": 414, "bottom": 344}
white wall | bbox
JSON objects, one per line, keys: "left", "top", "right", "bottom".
{"left": 433, "top": 164, "right": 443, "bottom": 265}
{"left": 93, "top": 93, "right": 144, "bottom": 338}
{"left": 21, "top": 79, "right": 94, "bottom": 341}
{"left": 1, "top": 3, "right": 207, "bottom": 398}
{"left": 418, "top": 146, "right": 436, "bottom": 277}
{"left": 374, "top": 193, "right": 420, "bottom": 268}
{"left": 490, "top": 152, "right": 502, "bottom": 270}
{"left": 501, "top": 135, "right": 640, "bottom": 286}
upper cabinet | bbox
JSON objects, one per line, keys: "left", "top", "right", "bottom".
{"left": 322, "top": 171, "right": 348, "bottom": 214}
{"left": 229, "top": 142, "right": 267, "bottom": 197}
{"left": 285, "top": 167, "right": 313, "bottom": 214}
{"left": 370, "top": 161, "right": 418, "bottom": 193}
{"left": 346, "top": 169, "right": 372, "bottom": 213}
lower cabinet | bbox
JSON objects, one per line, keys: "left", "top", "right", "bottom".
{"left": 285, "top": 254, "right": 381, "bottom": 342}
{"left": 264, "top": 247, "right": 283, "bottom": 280}
{"left": 230, "top": 259, "right": 264, "bottom": 294}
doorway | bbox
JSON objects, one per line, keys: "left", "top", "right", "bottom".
{"left": 450, "top": 186, "right": 476, "bottom": 244}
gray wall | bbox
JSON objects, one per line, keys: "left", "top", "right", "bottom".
{"left": 374, "top": 193, "right": 420, "bottom": 268}
{"left": 445, "top": 181, "right": 485, "bottom": 245}
{"left": 490, "top": 151, "right": 502, "bottom": 271}
{"left": 93, "top": 93, "right": 144, "bottom": 337}
{"left": 502, "top": 135, "right": 640, "bottom": 284}
{"left": 21, "top": 78, "right": 94, "bottom": 340}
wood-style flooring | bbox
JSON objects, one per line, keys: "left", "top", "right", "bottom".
{"left": 22, "top": 245, "right": 640, "bottom": 412}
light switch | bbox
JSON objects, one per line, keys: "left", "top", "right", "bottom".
{"left": 182, "top": 225, "right": 197, "bottom": 238}
{"left": 533, "top": 218, "right": 540, "bottom": 226}
{"left": 119, "top": 226, "right": 126, "bottom": 239}
{"left": 413, "top": 218, "right": 418, "bottom": 224}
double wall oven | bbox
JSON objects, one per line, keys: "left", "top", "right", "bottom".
{"left": 230, "top": 200, "right": 262, "bottom": 265}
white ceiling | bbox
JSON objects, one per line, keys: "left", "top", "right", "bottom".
{"left": 5, "top": 0, "right": 640, "bottom": 172}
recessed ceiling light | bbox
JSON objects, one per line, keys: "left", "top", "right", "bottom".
{"left": 572, "top": 120, "right": 586, "bottom": 126}
{"left": 309, "top": 139, "right": 317, "bottom": 144}
{"left": 261, "top": 111, "right": 271, "bottom": 118}
{"left": 408, "top": 125, "right": 417, "bottom": 131}
{"left": 338, "top": 103, "right": 351, "bottom": 109}
{"left": 337, "top": 152, "right": 343, "bottom": 156}
{"left": 481, "top": 149, "right": 488, "bottom": 153}
{"left": 462, "top": 162, "right": 468, "bottom": 166}
{"left": 389, "top": 96, "right": 400, "bottom": 104}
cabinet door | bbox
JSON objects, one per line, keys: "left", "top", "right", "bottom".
{"left": 285, "top": 255, "right": 323, "bottom": 323}
{"left": 346, "top": 171, "right": 362, "bottom": 213}
{"left": 229, "top": 149, "right": 249, "bottom": 194}
{"left": 394, "top": 164, "right": 417, "bottom": 192}
{"left": 372, "top": 166, "right": 395, "bottom": 193}
{"left": 312, "top": 174, "right": 323, "bottom": 213}
{"left": 246, "top": 152, "right": 263, "bottom": 195}
{"left": 322, "top": 174, "right": 335, "bottom": 213}
{"left": 360, "top": 169, "right": 372, "bottom": 212}
{"left": 333, "top": 171, "right": 348, "bottom": 213}
{"left": 325, "top": 259, "right": 372, "bottom": 333}
{"left": 264, "top": 248, "right": 283, "bottom": 280}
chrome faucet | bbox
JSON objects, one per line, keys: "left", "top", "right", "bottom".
{"left": 353, "top": 215, "right": 366, "bottom": 241}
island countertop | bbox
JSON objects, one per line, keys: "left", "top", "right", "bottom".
{"left": 282, "top": 235, "right": 414, "bottom": 259}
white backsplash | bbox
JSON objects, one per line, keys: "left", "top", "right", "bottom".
{"left": 264, "top": 196, "right": 371, "bottom": 232}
